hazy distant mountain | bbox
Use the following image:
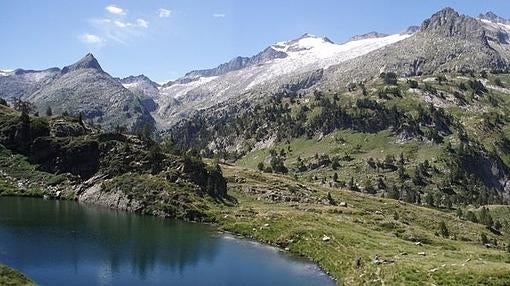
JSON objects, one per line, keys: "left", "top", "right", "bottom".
{"left": 349, "top": 31, "right": 389, "bottom": 41}
{"left": 120, "top": 74, "right": 160, "bottom": 112}
{"left": 0, "top": 54, "right": 154, "bottom": 131}
{"left": 0, "top": 68, "right": 60, "bottom": 101}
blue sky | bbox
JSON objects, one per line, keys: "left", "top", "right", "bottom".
{"left": 1, "top": 0, "right": 510, "bottom": 83}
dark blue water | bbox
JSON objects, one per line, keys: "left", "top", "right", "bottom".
{"left": 0, "top": 197, "right": 334, "bottom": 286}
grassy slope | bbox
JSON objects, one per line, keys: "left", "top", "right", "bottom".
{"left": 211, "top": 164, "right": 510, "bottom": 285}
{"left": 248, "top": 75, "right": 506, "bottom": 172}
{"left": 0, "top": 265, "right": 34, "bottom": 286}
{"left": 0, "top": 144, "right": 68, "bottom": 197}
{"left": 237, "top": 129, "right": 443, "bottom": 184}
{"left": 230, "top": 75, "right": 510, "bottom": 284}
{"left": 1, "top": 75, "right": 510, "bottom": 285}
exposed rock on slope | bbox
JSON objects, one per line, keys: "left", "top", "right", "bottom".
{"left": 120, "top": 74, "right": 159, "bottom": 112}
{"left": 0, "top": 68, "right": 60, "bottom": 101}
{"left": 320, "top": 8, "right": 510, "bottom": 88}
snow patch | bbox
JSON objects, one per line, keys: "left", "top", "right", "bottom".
{"left": 247, "top": 33, "right": 411, "bottom": 89}
{"left": 480, "top": 18, "right": 510, "bottom": 35}
{"left": 154, "top": 32, "right": 411, "bottom": 120}
{"left": 0, "top": 69, "right": 12, "bottom": 77}
{"left": 159, "top": 76, "right": 218, "bottom": 99}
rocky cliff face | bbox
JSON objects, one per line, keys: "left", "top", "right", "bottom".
{"left": 166, "top": 46, "right": 288, "bottom": 86}
{"left": 120, "top": 74, "right": 159, "bottom": 112}
{"left": 0, "top": 105, "right": 229, "bottom": 220}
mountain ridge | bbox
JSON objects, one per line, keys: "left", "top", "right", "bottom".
{"left": 1, "top": 7, "right": 510, "bottom": 133}
{"left": 0, "top": 54, "right": 155, "bottom": 132}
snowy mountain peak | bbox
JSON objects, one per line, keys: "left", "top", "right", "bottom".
{"left": 298, "top": 33, "right": 334, "bottom": 43}
{"left": 271, "top": 33, "right": 336, "bottom": 53}
{"left": 479, "top": 12, "right": 510, "bottom": 25}
{"left": 420, "top": 7, "right": 489, "bottom": 39}
{"left": 61, "top": 53, "right": 103, "bottom": 74}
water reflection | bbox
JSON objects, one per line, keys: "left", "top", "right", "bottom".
{"left": 0, "top": 198, "right": 219, "bottom": 282}
{"left": 0, "top": 197, "right": 334, "bottom": 286}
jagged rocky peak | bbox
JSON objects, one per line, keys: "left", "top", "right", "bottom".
{"left": 121, "top": 74, "right": 160, "bottom": 87}
{"left": 61, "top": 53, "right": 103, "bottom": 74}
{"left": 183, "top": 56, "right": 251, "bottom": 80}
{"left": 350, "top": 31, "right": 389, "bottom": 41}
{"left": 171, "top": 42, "right": 290, "bottom": 83}
{"left": 12, "top": 67, "right": 60, "bottom": 76}
{"left": 404, "top": 26, "right": 420, "bottom": 34}
{"left": 297, "top": 33, "right": 334, "bottom": 43}
{"left": 479, "top": 11, "right": 510, "bottom": 24}
{"left": 420, "top": 7, "right": 485, "bottom": 38}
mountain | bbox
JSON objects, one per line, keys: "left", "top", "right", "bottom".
{"left": 349, "top": 31, "right": 389, "bottom": 41}
{"left": 320, "top": 8, "right": 510, "bottom": 89}
{"left": 3, "top": 7, "right": 510, "bottom": 286}
{"left": 2, "top": 8, "right": 510, "bottom": 134}
{"left": 120, "top": 74, "right": 160, "bottom": 112}
{"left": 154, "top": 32, "right": 411, "bottom": 127}
{"left": 120, "top": 74, "right": 160, "bottom": 98}
{"left": 0, "top": 54, "right": 154, "bottom": 131}
{"left": 163, "top": 8, "right": 510, "bottom": 203}
{"left": 166, "top": 45, "right": 288, "bottom": 85}
{"left": 0, "top": 68, "right": 60, "bottom": 101}
{"left": 150, "top": 8, "right": 510, "bottom": 130}
{"left": 479, "top": 11, "right": 510, "bottom": 25}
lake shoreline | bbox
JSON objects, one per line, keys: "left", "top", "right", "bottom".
{"left": 0, "top": 195, "right": 338, "bottom": 285}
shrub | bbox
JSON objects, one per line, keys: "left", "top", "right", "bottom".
{"left": 380, "top": 72, "right": 398, "bottom": 85}
{"left": 494, "top": 78, "right": 505, "bottom": 88}
{"left": 468, "top": 80, "right": 487, "bottom": 95}
{"left": 407, "top": 79, "right": 419, "bottom": 89}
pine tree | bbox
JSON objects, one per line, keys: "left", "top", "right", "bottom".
{"left": 480, "top": 233, "right": 489, "bottom": 245}
{"left": 465, "top": 211, "right": 478, "bottom": 223}
{"left": 439, "top": 221, "right": 449, "bottom": 238}
{"left": 331, "top": 157, "right": 340, "bottom": 170}
{"left": 425, "top": 193, "right": 434, "bottom": 207}
{"left": 387, "top": 185, "right": 400, "bottom": 200}
{"left": 479, "top": 207, "right": 493, "bottom": 229}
